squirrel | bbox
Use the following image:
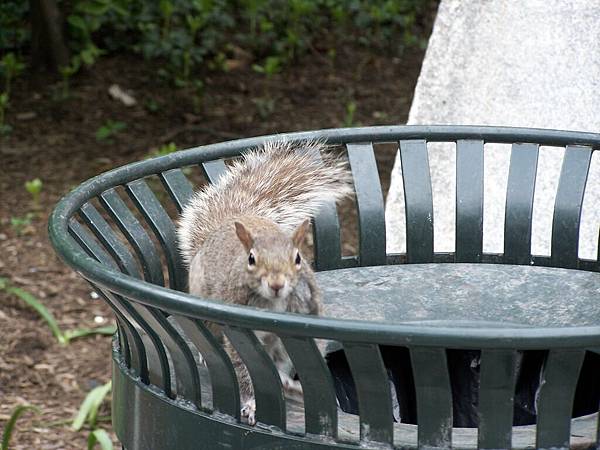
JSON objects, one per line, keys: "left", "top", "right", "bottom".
{"left": 177, "top": 139, "right": 353, "bottom": 425}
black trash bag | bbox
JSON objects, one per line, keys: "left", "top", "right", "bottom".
{"left": 326, "top": 347, "right": 600, "bottom": 428}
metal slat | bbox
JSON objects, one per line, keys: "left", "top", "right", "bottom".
{"left": 92, "top": 285, "right": 139, "bottom": 371}
{"left": 478, "top": 349, "right": 517, "bottom": 449}
{"left": 76, "top": 204, "right": 200, "bottom": 403}
{"left": 84, "top": 279, "right": 132, "bottom": 369}
{"left": 126, "top": 179, "right": 186, "bottom": 291}
{"left": 343, "top": 342, "right": 394, "bottom": 444}
{"left": 81, "top": 203, "right": 202, "bottom": 404}
{"left": 200, "top": 159, "right": 228, "bottom": 184}
{"left": 281, "top": 336, "right": 337, "bottom": 437}
{"left": 410, "top": 347, "right": 453, "bottom": 449}
{"left": 301, "top": 145, "right": 344, "bottom": 271}
{"left": 536, "top": 349, "right": 585, "bottom": 450}
{"left": 225, "top": 327, "right": 286, "bottom": 430}
{"left": 68, "top": 219, "right": 157, "bottom": 386}
{"left": 174, "top": 316, "right": 240, "bottom": 418}
{"left": 455, "top": 140, "right": 484, "bottom": 262}
{"left": 99, "top": 189, "right": 164, "bottom": 285}
{"left": 101, "top": 291, "right": 151, "bottom": 383}
{"left": 129, "top": 308, "right": 202, "bottom": 405}
{"left": 71, "top": 221, "right": 195, "bottom": 400}
{"left": 159, "top": 168, "right": 195, "bottom": 213}
{"left": 79, "top": 202, "right": 141, "bottom": 279}
{"left": 551, "top": 145, "right": 593, "bottom": 268}
{"left": 400, "top": 140, "right": 434, "bottom": 263}
{"left": 504, "top": 143, "right": 539, "bottom": 264}
{"left": 312, "top": 207, "right": 343, "bottom": 271}
{"left": 114, "top": 321, "right": 131, "bottom": 366}
{"left": 347, "top": 143, "right": 386, "bottom": 267}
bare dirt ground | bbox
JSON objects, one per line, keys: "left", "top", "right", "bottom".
{"left": 0, "top": 39, "right": 428, "bottom": 448}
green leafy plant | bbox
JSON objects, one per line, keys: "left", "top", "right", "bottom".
{"left": 2, "top": 0, "right": 433, "bottom": 88}
{"left": 1, "top": 404, "right": 40, "bottom": 450}
{"left": 252, "top": 55, "right": 282, "bottom": 77}
{"left": 72, "top": 381, "right": 112, "bottom": 431}
{"left": 57, "top": 59, "right": 80, "bottom": 100}
{"left": 251, "top": 55, "right": 280, "bottom": 118}
{"left": 144, "top": 97, "right": 160, "bottom": 113}
{"left": 0, "top": 52, "right": 25, "bottom": 96}
{"left": 192, "top": 79, "right": 204, "bottom": 113}
{"left": 87, "top": 429, "right": 113, "bottom": 450}
{"left": 0, "top": 2, "right": 30, "bottom": 52}
{"left": 147, "top": 142, "right": 177, "bottom": 158}
{"left": 0, "top": 52, "right": 24, "bottom": 134}
{"left": 25, "top": 178, "right": 43, "bottom": 208}
{"left": 67, "top": 0, "right": 126, "bottom": 64}
{"left": 343, "top": 100, "right": 357, "bottom": 127}
{"left": 159, "top": 0, "right": 175, "bottom": 38}
{"left": 10, "top": 212, "right": 34, "bottom": 236}
{"left": 0, "top": 92, "right": 11, "bottom": 135}
{"left": 0, "top": 277, "right": 116, "bottom": 346}
{"left": 95, "top": 120, "right": 126, "bottom": 142}
{"left": 73, "top": 381, "right": 114, "bottom": 450}
{"left": 57, "top": 47, "right": 105, "bottom": 100}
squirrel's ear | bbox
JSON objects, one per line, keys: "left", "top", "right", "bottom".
{"left": 292, "top": 219, "right": 311, "bottom": 247}
{"left": 234, "top": 221, "right": 254, "bottom": 251}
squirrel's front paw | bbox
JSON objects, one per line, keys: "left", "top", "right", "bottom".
{"left": 241, "top": 399, "right": 256, "bottom": 426}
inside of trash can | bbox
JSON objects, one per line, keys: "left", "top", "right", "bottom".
{"left": 326, "top": 347, "right": 600, "bottom": 427}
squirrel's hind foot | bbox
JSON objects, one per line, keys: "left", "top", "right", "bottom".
{"left": 241, "top": 398, "right": 256, "bottom": 426}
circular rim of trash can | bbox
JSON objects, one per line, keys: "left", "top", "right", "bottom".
{"left": 48, "top": 124, "right": 600, "bottom": 348}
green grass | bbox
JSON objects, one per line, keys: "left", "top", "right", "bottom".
{"left": 87, "top": 429, "right": 113, "bottom": 450}
{"left": 0, "top": 277, "right": 116, "bottom": 346}
{"left": 73, "top": 381, "right": 114, "bottom": 450}
{"left": 95, "top": 120, "right": 127, "bottom": 142}
{"left": 1, "top": 405, "right": 40, "bottom": 450}
{"left": 72, "top": 381, "right": 112, "bottom": 432}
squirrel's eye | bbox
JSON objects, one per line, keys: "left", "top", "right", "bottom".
{"left": 248, "top": 252, "right": 256, "bottom": 266}
{"left": 295, "top": 252, "right": 301, "bottom": 266}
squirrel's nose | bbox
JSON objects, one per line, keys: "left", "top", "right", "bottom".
{"left": 269, "top": 282, "right": 284, "bottom": 295}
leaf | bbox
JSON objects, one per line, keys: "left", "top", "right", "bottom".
{"left": 251, "top": 63, "right": 265, "bottom": 74}
{"left": 67, "top": 14, "right": 89, "bottom": 31}
{"left": 95, "top": 126, "right": 111, "bottom": 141}
{"left": 1, "top": 405, "right": 40, "bottom": 450}
{"left": 112, "top": 121, "right": 127, "bottom": 132}
{"left": 72, "top": 381, "right": 112, "bottom": 431}
{"left": 77, "top": 2, "right": 110, "bottom": 16}
{"left": 87, "top": 429, "right": 113, "bottom": 450}
{"left": 96, "top": 120, "right": 126, "bottom": 141}
{"left": 3, "top": 283, "right": 66, "bottom": 345}
{"left": 64, "top": 325, "right": 117, "bottom": 342}
{"left": 24, "top": 178, "right": 43, "bottom": 195}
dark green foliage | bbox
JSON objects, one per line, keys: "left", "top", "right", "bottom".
{"left": 0, "top": 1, "right": 30, "bottom": 51}
{"left": 0, "top": 51, "right": 25, "bottom": 134}
{"left": 1, "top": 0, "right": 433, "bottom": 85}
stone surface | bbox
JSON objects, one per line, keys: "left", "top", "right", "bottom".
{"left": 317, "top": 264, "right": 600, "bottom": 327}
{"left": 386, "top": 0, "right": 600, "bottom": 259}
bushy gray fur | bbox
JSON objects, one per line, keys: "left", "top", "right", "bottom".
{"left": 177, "top": 139, "right": 354, "bottom": 265}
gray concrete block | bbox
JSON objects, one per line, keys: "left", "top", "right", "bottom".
{"left": 386, "top": 0, "right": 600, "bottom": 260}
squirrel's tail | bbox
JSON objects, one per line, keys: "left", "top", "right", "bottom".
{"left": 178, "top": 139, "right": 354, "bottom": 265}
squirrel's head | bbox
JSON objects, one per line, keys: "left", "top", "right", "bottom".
{"left": 234, "top": 219, "right": 310, "bottom": 301}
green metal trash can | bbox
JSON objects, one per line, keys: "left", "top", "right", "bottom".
{"left": 49, "top": 125, "right": 600, "bottom": 449}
